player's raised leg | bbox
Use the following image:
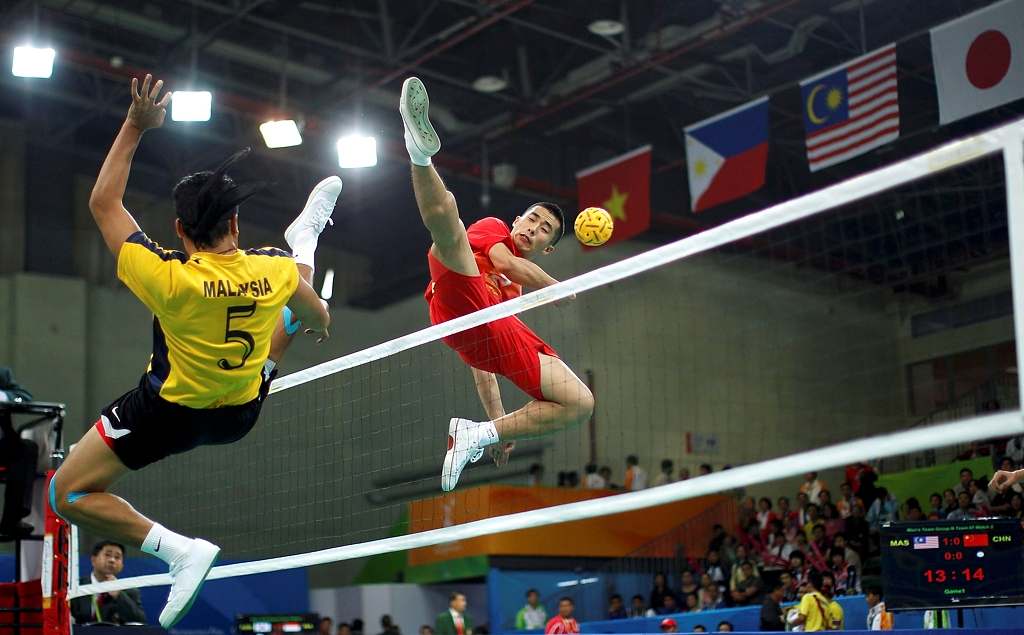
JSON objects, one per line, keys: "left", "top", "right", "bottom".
{"left": 401, "top": 77, "right": 478, "bottom": 277}
{"left": 51, "top": 429, "right": 218, "bottom": 628}
{"left": 268, "top": 175, "right": 342, "bottom": 363}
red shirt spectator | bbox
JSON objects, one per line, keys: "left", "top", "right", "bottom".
{"left": 545, "top": 599, "right": 579, "bottom": 635}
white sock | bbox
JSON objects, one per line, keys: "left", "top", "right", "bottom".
{"left": 142, "top": 523, "right": 193, "bottom": 565}
{"left": 290, "top": 239, "right": 317, "bottom": 274}
{"left": 405, "top": 130, "right": 432, "bottom": 167}
{"left": 476, "top": 420, "right": 500, "bottom": 446}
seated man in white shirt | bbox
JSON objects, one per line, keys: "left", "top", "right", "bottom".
{"left": 70, "top": 541, "right": 147, "bottom": 624}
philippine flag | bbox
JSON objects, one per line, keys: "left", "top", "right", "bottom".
{"left": 684, "top": 96, "right": 769, "bottom": 212}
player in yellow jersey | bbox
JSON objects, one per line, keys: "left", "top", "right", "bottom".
{"left": 48, "top": 76, "right": 335, "bottom": 629}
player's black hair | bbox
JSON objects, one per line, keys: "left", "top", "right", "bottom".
{"left": 866, "top": 585, "right": 883, "bottom": 599}
{"left": 767, "top": 580, "right": 785, "bottom": 593}
{"left": 174, "top": 148, "right": 266, "bottom": 249}
{"left": 626, "top": 454, "right": 638, "bottom": 466}
{"left": 527, "top": 202, "right": 565, "bottom": 245}
{"left": 92, "top": 540, "right": 126, "bottom": 557}
{"left": 806, "top": 569, "right": 824, "bottom": 590}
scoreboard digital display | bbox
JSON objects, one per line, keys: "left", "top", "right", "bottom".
{"left": 881, "top": 518, "right": 1024, "bottom": 610}
{"left": 236, "top": 614, "right": 319, "bottom": 635}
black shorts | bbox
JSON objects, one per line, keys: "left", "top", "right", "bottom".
{"left": 95, "top": 370, "right": 275, "bottom": 470}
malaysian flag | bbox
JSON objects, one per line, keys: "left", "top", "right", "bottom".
{"left": 800, "top": 43, "right": 899, "bottom": 172}
{"left": 913, "top": 536, "right": 939, "bottom": 550}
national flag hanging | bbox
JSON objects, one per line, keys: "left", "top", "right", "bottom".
{"left": 963, "top": 533, "right": 989, "bottom": 547}
{"left": 913, "top": 536, "right": 939, "bottom": 550}
{"left": 684, "top": 96, "right": 769, "bottom": 212}
{"left": 931, "top": 0, "right": 1024, "bottom": 124}
{"left": 800, "top": 43, "right": 899, "bottom": 172}
{"left": 575, "top": 146, "right": 651, "bottom": 248}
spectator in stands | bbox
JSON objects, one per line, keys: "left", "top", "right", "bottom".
{"left": 865, "top": 586, "right": 893, "bottom": 630}
{"left": 947, "top": 491, "right": 977, "bottom": 520}
{"left": 629, "top": 595, "right": 651, "bottom": 619}
{"left": 765, "top": 530, "right": 791, "bottom": 571}
{"left": 781, "top": 514, "right": 799, "bottom": 545}
{"left": 655, "top": 459, "right": 675, "bottom": 486}
{"left": 660, "top": 618, "right": 678, "bottom": 633}
{"left": 70, "top": 540, "right": 147, "bottom": 625}
{"left": 708, "top": 525, "right": 727, "bottom": 554}
{"left": 659, "top": 595, "right": 681, "bottom": 615}
{"left": 729, "top": 546, "right": 758, "bottom": 586}
{"left": 435, "top": 592, "right": 472, "bottom": 635}
{"left": 867, "top": 487, "right": 900, "bottom": 528}
{"left": 928, "top": 493, "right": 945, "bottom": 520}
{"left": 699, "top": 584, "right": 726, "bottom": 612}
{"left": 810, "top": 524, "right": 831, "bottom": 559}
{"left": 836, "top": 482, "right": 862, "bottom": 519}
{"left": 716, "top": 621, "right": 733, "bottom": 632}
{"left": 320, "top": 618, "right": 333, "bottom": 635}
{"left": 376, "top": 616, "right": 399, "bottom": 635}
{"left": 756, "top": 498, "right": 777, "bottom": 532}
{"left": 795, "top": 492, "right": 810, "bottom": 527}
{"left": 730, "top": 561, "right": 765, "bottom": 606}
{"left": 353, "top": 619, "right": 365, "bottom": 635}
{"left": 792, "top": 530, "right": 809, "bottom": 555}
{"left": 680, "top": 571, "right": 699, "bottom": 597}
{"left": 556, "top": 471, "right": 569, "bottom": 487}
{"left": 705, "top": 551, "right": 728, "bottom": 588}
{"left": 0, "top": 366, "right": 42, "bottom": 536}
{"left": 818, "top": 489, "right": 832, "bottom": 510}
{"left": 699, "top": 464, "right": 713, "bottom": 476}
{"left": 625, "top": 456, "right": 648, "bottom": 491}
{"left": 759, "top": 581, "right": 786, "bottom": 631}
{"left": 802, "top": 504, "right": 823, "bottom": 542}
{"left": 650, "top": 573, "right": 675, "bottom": 611}
{"left": 829, "top": 548, "right": 859, "bottom": 595}
{"left": 845, "top": 503, "right": 870, "bottom": 560}
{"left": 527, "top": 464, "right": 543, "bottom": 486}
{"left": 832, "top": 533, "right": 861, "bottom": 579}
{"left": 970, "top": 477, "right": 991, "bottom": 512}
{"left": 516, "top": 589, "right": 547, "bottom": 630}
{"left": 339, "top": 624, "right": 353, "bottom": 635}
{"left": 599, "top": 466, "right": 618, "bottom": 490}
{"left": 903, "top": 498, "right": 925, "bottom": 522}
{"left": 418, "top": 628, "right": 430, "bottom": 635}
{"left": 566, "top": 471, "right": 579, "bottom": 487}
{"left": 544, "top": 598, "right": 578, "bottom": 635}
{"left": 777, "top": 496, "right": 796, "bottom": 523}
{"left": 1009, "top": 492, "right": 1024, "bottom": 518}
{"left": 739, "top": 497, "right": 757, "bottom": 527}
{"left": 600, "top": 594, "right": 625, "bottom": 621}
{"left": 779, "top": 571, "right": 797, "bottom": 603}
{"left": 821, "top": 503, "right": 844, "bottom": 540}
{"left": 693, "top": 626, "right": 707, "bottom": 633}
{"left": 800, "top": 472, "right": 828, "bottom": 506}
{"left": 683, "top": 594, "right": 699, "bottom": 613}
{"left": 582, "top": 463, "right": 605, "bottom": 489}
{"left": 942, "top": 489, "right": 957, "bottom": 517}
{"left": 765, "top": 517, "right": 784, "bottom": 544}
{"left": 679, "top": 467, "right": 691, "bottom": 481}
{"left": 820, "top": 571, "right": 836, "bottom": 600}
{"left": 953, "top": 467, "right": 974, "bottom": 496}
{"left": 788, "top": 551, "right": 809, "bottom": 588}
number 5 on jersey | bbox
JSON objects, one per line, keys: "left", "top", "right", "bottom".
{"left": 219, "top": 302, "right": 256, "bottom": 370}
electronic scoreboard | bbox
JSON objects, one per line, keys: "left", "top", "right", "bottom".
{"left": 236, "top": 614, "right": 319, "bottom": 635}
{"left": 881, "top": 518, "right": 1024, "bottom": 610}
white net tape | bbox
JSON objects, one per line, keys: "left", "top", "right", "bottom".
{"left": 71, "top": 118, "right": 1024, "bottom": 598}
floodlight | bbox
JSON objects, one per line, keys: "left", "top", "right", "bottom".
{"left": 320, "top": 268, "right": 335, "bottom": 301}
{"left": 260, "top": 120, "right": 302, "bottom": 148}
{"left": 337, "top": 135, "right": 377, "bottom": 168}
{"left": 170, "top": 91, "right": 212, "bottom": 122}
{"left": 12, "top": 46, "right": 55, "bottom": 78}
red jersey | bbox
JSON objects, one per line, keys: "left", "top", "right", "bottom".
{"left": 426, "top": 217, "right": 521, "bottom": 303}
{"left": 544, "top": 617, "right": 579, "bottom": 635}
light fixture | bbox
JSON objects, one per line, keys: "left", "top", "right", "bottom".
{"left": 170, "top": 91, "right": 212, "bottom": 122}
{"left": 320, "top": 268, "right": 335, "bottom": 301}
{"left": 259, "top": 120, "right": 302, "bottom": 148}
{"left": 12, "top": 46, "right": 55, "bottom": 78}
{"left": 472, "top": 75, "right": 508, "bottom": 93}
{"left": 587, "top": 19, "right": 624, "bottom": 37}
{"left": 337, "top": 135, "right": 377, "bottom": 168}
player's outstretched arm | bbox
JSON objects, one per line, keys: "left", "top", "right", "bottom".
{"left": 991, "top": 469, "right": 1023, "bottom": 491}
{"left": 287, "top": 273, "right": 330, "bottom": 341}
{"left": 488, "top": 243, "right": 558, "bottom": 289}
{"left": 90, "top": 74, "right": 170, "bottom": 258}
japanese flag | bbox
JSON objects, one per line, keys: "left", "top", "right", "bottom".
{"left": 931, "top": 0, "right": 1024, "bottom": 124}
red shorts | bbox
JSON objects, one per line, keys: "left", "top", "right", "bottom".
{"left": 426, "top": 253, "right": 557, "bottom": 401}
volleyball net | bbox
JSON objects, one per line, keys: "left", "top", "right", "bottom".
{"left": 70, "top": 118, "right": 1024, "bottom": 597}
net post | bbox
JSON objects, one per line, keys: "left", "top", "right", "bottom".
{"left": 1002, "top": 123, "right": 1024, "bottom": 404}
{"left": 41, "top": 471, "right": 70, "bottom": 635}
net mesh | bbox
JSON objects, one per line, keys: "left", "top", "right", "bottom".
{"left": 79, "top": 123, "right": 1024, "bottom": 578}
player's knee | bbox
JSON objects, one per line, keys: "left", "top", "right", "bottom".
{"left": 573, "top": 386, "right": 595, "bottom": 423}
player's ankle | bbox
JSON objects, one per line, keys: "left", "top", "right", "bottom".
{"left": 142, "top": 523, "right": 193, "bottom": 565}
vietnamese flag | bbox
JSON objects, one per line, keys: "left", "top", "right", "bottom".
{"left": 963, "top": 533, "right": 989, "bottom": 547}
{"left": 575, "top": 145, "right": 651, "bottom": 248}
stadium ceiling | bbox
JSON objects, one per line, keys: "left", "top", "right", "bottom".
{"left": 1, "top": 0, "right": 1020, "bottom": 307}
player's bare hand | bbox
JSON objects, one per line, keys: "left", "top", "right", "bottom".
{"left": 492, "top": 441, "right": 515, "bottom": 467}
{"left": 554, "top": 293, "right": 576, "bottom": 307}
{"left": 991, "top": 469, "right": 1021, "bottom": 491}
{"left": 304, "top": 327, "right": 330, "bottom": 344}
{"left": 127, "top": 74, "right": 171, "bottom": 132}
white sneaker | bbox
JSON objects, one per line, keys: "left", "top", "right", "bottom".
{"left": 442, "top": 418, "right": 487, "bottom": 492}
{"left": 159, "top": 539, "right": 220, "bottom": 629}
{"left": 399, "top": 77, "right": 441, "bottom": 159}
{"left": 284, "top": 176, "right": 342, "bottom": 251}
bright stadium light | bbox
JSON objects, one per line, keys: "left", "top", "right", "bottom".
{"left": 320, "top": 268, "right": 335, "bottom": 301}
{"left": 170, "top": 91, "right": 212, "bottom": 122}
{"left": 260, "top": 120, "right": 302, "bottom": 148}
{"left": 12, "top": 46, "right": 55, "bottom": 78}
{"left": 337, "top": 134, "right": 376, "bottom": 168}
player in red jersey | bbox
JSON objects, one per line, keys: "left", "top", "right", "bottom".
{"left": 399, "top": 77, "right": 594, "bottom": 491}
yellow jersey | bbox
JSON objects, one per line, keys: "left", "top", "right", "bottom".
{"left": 117, "top": 232, "right": 299, "bottom": 408}
{"left": 797, "top": 591, "right": 834, "bottom": 631}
